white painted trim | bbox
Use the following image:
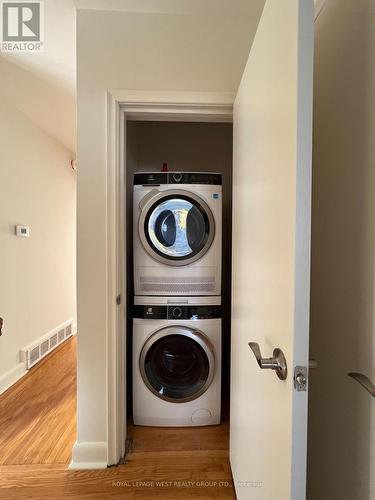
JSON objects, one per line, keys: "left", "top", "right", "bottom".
{"left": 121, "top": 104, "right": 233, "bottom": 122}
{"left": 69, "top": 441, "right": 108, "bottom": 470}
{"left": 106, "top": 91, "right": 126, "bottom": 466}
{"left": 0, "top": 362, "right": 27, "bottom": 395}
{"left": 118, "top": 108, "right": 126, "bottom": 459}
{"left": 314, "top": 0, "right": 327, "bottom": 20}
{"left": 20, "top": 318, "right": 75, "bottom": 353}
{"left": 20, "top": 318, "right": 75, "bottom": 369}
{"left": 109, "top": 89, "right": 235, "bottom": 106}
{"left": 105, "top": 89, "right": 233, "bottom": 467}
{"left": 111, "top": 90, "right": 234, "bottom": 122}
{"left": 70, "top": 461, "right": 108, "bottom": 470}
{"left": 0, "top": 318, "right": 75, "bottom": 395}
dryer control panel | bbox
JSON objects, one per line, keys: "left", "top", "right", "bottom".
{"left": 134, "top": 172, "right": 222, "bottom": 186}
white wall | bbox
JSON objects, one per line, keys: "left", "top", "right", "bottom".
{"left": 75, "top": 7, "right": 261, "bottom": 465}
{"left": 0, "top": 96, "right": 76, "bottom": 392}
{"left": 308, "top": 0, "right": 375, "bottom": 498}
{"left": 0, "top": 0, "right": 77, "bottom": 151}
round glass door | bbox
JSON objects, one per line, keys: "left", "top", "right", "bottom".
{"left": 139, "top": 327, "right": 215, "bottom": 403}
{"left": 139, "top": 190, "right": 215, "bottom": 266}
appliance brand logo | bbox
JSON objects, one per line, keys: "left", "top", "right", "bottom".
{"left": 1, "top": 1, "right": 44, "bottom": 52}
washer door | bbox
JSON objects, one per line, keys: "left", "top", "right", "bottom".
{"left": 139, "top": 189, "right": 215, "bottom": 266}
{"left": 139, "top": 326, "right": 215, "bottom": 403}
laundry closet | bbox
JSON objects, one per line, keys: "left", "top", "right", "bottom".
{"left": 125, "top": 121, "right": 233, "bottom": 439}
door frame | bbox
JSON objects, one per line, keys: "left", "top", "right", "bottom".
{"left": 106, "top": 90, "right": 233, "bottom": 464}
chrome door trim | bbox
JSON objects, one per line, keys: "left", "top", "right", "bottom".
{"left": 138, "top": 189, "right": 215, "bottom": 266}
{"left": 139, "top": 326, "right": 215, "bottom": 403}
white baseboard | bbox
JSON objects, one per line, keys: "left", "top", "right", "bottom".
{"left": 21, "top": 318, "right": 75, "bottom": 369}
{"left": 0, "top": 318, "right": 76, "bottom": 396}
{"left": 0, "top": 362, "right": 27, "bottom": 395}
{"left": 69, "top": 441, "right": 108, "bottom": 469}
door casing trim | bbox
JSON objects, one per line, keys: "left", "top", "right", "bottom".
{"left": 106, "top": 90, "right": 233, "bottom": 464}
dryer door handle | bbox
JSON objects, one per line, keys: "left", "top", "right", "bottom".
{"left": 139, "top": 188, "right": 161, "bottom": 210}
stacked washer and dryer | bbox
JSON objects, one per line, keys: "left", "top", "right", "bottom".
{"left": 132, "top": 171, "right": 222, "bottom": 427}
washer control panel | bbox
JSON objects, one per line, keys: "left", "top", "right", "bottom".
{"left": 168, "top": 172, "right": 222, "bottom": 185}
{"left": 171, "top": 306, "right": 183, "bottom": 318}
{"left": 133, "top": 305, "right": 222, "bottom": 320}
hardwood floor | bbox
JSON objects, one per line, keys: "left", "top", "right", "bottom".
{"left": 0, "top": 336, "right": 77, "bottom": 465}
{"left": 0, "top": 335, "right": 235, "bottom": 499}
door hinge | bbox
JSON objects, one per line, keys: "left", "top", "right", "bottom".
{"left": 116, "top": 294, "right": 122, "bottom": 306}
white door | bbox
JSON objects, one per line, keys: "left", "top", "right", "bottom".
{"left": 230, "top": 1, "right": 314, "bottom": 499}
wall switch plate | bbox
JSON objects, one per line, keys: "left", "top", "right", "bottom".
{"left": 15, "top": 225, "right": 30, "bottom": 237}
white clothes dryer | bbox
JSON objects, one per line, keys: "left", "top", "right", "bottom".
{"left": 133, "top": 172, "right": 222, "bottom": 296}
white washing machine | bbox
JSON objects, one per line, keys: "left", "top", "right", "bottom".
{"left": 133, "top": 172, "right": 222, "bottom": 296}
{"left": 132, "top": 296, "right": 222, "bottom": 427}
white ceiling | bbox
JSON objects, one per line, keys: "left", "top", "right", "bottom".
{"left": 0, "top": 0, "right": 268, "bottom": 153}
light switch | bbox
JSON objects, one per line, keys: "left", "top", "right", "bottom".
{"left": 15, "top": 225, "right": 30, "bottom": 237}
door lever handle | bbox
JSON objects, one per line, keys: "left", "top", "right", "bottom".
{"left": 348, "top": 372, "right": 375, "bottom": 398}
{"left": 248, "top": 342, "right": 288, "bottom": 380}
